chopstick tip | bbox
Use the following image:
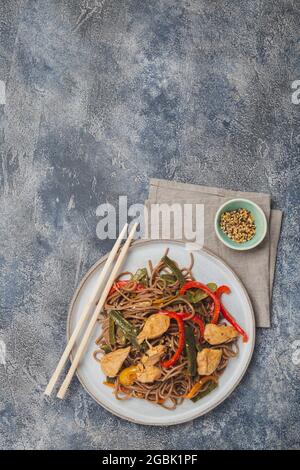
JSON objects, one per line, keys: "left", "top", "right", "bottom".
{"left": 56, "top": 390, "right": 65, "bottom": 400}
{"left": 44, "top": 384, "right": 53, "bottom": 396}
{"left": 129, "top": 221, "right": 138, "bottom": 233}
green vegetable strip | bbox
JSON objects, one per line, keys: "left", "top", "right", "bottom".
{"left": 191, "top": 382, "right": 218, "bottom": 402}
{"left": 109, "top": 316, "right": 115, "bottom": 347}
{"left": 185, "top": 282, "right": 217, "bottom": 304}
{"left": 160, "top": 273, "right": 177, "bottom": 285}
{"left": 185, "top": 325, "right": 197, "bottom": 376}
{"left": 105, "top": 376, "right": 115, "bottom": 384}
{"left": 201, "top": 282, "right": 217, "bottom": 296}
{"left": 162, "top": 255, "right": 186, "bottom": 286}
{"left": 109, "top": 310, "right": 140, "bottom": 349}
{"left": 101, "top": 344, "right": 111, "bottom": 353}
{"left": 116, "top": 326, "right": 126, "bottom": 345}
{"left": 132, "top": 267, "right": 149, "bottom": 286}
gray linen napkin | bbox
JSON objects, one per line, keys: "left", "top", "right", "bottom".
{"left": 145, "top": 178, "right": 282, "bottom": 328}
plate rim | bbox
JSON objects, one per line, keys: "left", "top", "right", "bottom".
{"left": 66, "top": 239, "right": 256, "bottom": 426}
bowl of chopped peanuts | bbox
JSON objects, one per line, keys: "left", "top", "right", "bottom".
{"left": 214, "top": 198, "right": 268, "bottom": 251}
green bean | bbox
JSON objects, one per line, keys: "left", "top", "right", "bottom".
{"left": 109, "top": 316, "right": 115, "bottom": 346}
{"left": 101, "top": 344, "right": 111, "bottom": 353}
{"left": 185, "top": 325, "right": 197, "bottom": 376}
{"left": 132, "top": 267, "right": 149, "bottom": 286}
{"left": 191, "top": 382, "right": 218, "bottom": 402}
{"left": 105, "top": 376, "right": 115, "bottom": 384}
{"left": 109, "top": 310, "right": 140, "bottom": 349}
{"left": 160, "top": 273, "right": 177, "bottom": 285}
{"left": 185, "top": 282, "right": 217, "bottom": 303}
{"left": 116, "top": 326, "right": 126, "bottom": 345}
{"left": 162, "top": 255, "right": 186, "bottom": 286}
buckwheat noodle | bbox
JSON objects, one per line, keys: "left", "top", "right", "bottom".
{"left": 94, "top": 251, "right": 239, "bottom": 408}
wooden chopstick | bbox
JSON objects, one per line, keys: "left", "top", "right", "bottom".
{"left": 56, "top": 222, "right": 138, "bottom": 399}
{"left": 44, "top": 223, "right": 129, "bottom": 396}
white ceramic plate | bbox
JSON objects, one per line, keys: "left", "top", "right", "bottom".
{"left": 67, "top": 240, "right": 255, "bottom": 426}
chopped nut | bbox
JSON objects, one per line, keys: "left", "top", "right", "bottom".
{"left": 220, "top": 208, "right": 256, "bottom": 243}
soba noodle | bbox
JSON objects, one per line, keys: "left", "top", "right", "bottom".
{"left": 93, "top": 251, "right": 240, "bottom": 409}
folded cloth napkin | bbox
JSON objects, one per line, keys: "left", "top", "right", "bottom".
{"left": 145, "top": 178, "right": 282, "bottom": 327}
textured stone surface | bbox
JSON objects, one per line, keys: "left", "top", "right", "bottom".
{"left": 0, "top": 0, "right": 299, "bottom": 450}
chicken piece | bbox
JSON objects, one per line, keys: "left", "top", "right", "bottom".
{"left": 197, "top": 348, "right": 222, "bottom": 375}
{"left": 141, "top": 344, "right": 165, "bottom": 367}
{"left": 100, "top": 346, "right": 131, "bottom": 377}
{"left": 204, "top": 323, "right": 239, "bottom": 345}
{"left": 137, "top": 314, "right": 170, "bottom": 343}
{"left": 119, "top": 345, "right": 165, "bottom": 385}
{"left": 136, "top": 365, "right": 162, "bottom": 383}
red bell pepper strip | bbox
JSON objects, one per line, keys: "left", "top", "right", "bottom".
{"left": 158, "top": 310, "right": 185, "bottom": 368}
{"left": 216, "top": 285, "right": 230, "bottom": 296}
{"left": 177, "top": 312, "right": 205, "bottom": 341}
{"left": 190, "top": 315, "right": 205, "bottom": 339}
{"left": 179, "top": 281, "right": 221, "bottom": 324}
{"left": 216, "top": 285, "right": 248, "bottom": 343}
{"left": 108, "top": 281, "right": 144, "bottom": 296}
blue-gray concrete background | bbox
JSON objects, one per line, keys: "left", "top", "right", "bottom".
{"left": 0, "top": 0, "right": 299, "bottom": 450}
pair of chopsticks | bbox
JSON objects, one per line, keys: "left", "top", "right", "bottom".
{"left": 44, "top": 222, "right": 137, "bottom": 399}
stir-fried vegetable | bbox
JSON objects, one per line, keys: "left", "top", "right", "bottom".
{"left": 105, "top": 376, "right": 115, "bottom": 384}
{"left": 119, "top": 348, "right": 165, "bottom": 386}
{"left": 184, "top": 325, "right": 197, "bottom": 376}
{"left": 101, "top": 344, "right": 111, "bottom": 353}
{"left": 103, "top": 380, "right": 115, "bottom": 388}
{"left": 191, "top": 381, "right": 218, "bottom": 402}
{"left": 109, "top": 310, "right": 140, "bottom": 349}
{"left": 116, "top": 326, "right": 126, "bottom": 345}
{"left": 216, "top": 285, "right": 248, "bottom": 342}
{"left": 177, "top": 312, "right": 205, "bottom": 341}
{"left": 162, "top": 255, "right": 186, "bottom": 286}
{"left": 160, "top": 273, "right": 177, "bottom": 285}
{"left": 158, "top": 311, "right": 185, "bottom": 368}
{"left": 184, "top": 282, "right": 217, "bottom": 304}
{"left": 108, "top": 315, "right": 115, "bottom": 347}
{"left": 185, "top": 375, "right": 217, "bottom": 399}
{"left": 132, "top": 268, "right": 149, "bottom": 286}
{"left": 119, "top": 365, "right": 140, "bottom": 386}
{"left": 190, "top": 316, "right": 205, "bottom": 340}
{"left": 180, "top": 281, "right": 221, "bottom": 324}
